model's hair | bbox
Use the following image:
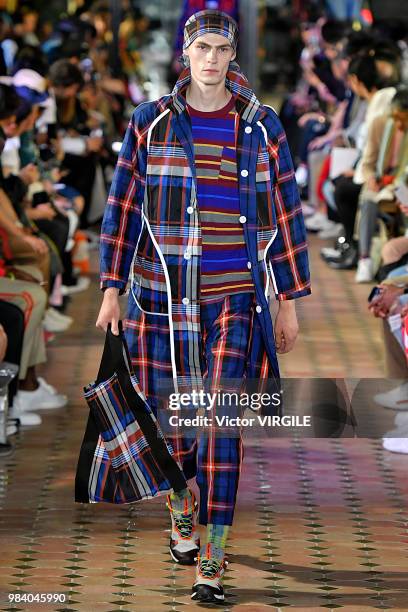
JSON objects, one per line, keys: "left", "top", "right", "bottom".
{"left": 348, "top": 54, "right": 379, "bottom": 92}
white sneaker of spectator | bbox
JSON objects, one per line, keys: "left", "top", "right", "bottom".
{"left": 318, "top": 223, "right": 343, "bottom": 239}
{"left": 7, "top": 422, "right": 18, "bottom": 436}
{"left": 43, "top": 308, "right": 73, "bottom": 333}
{"left": 61, "top": 276, "right": 91, "bottom": 296}
{"left": 47, "top": 307, "right": 73, "bottom": 325}
{"left": 305, "top": 212, "right": 334, "bottom": 232}
{"left": 321, "top": 246, "right": 343, "bottom": 259}
{"left": 301, "top": 202, "right": 316, "bottom": 217}
{"left": 373, "top": 382, "right": 408, "bottom": 410}
{"left": 355, "top": 257, "right": 373, "bottom": 283}
{"left": 8, "top": 403, "right": 42, "bottom": 426}
{"left": 13, "top": 383, "right": 67, "bottom": 411}
{"left": 295, "top": 164, "right": 308, "bottom": 187}
{"left": 382, "top": 437, "right": 408, "bottom": 454}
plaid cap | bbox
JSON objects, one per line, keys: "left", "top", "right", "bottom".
{"left": 183, "top": 10, "right": 238, "bottom": 51}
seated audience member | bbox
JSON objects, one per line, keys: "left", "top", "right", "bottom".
{"left": 320, "top": 55, "right": 399, "bottom": 270}
{"left": 0, "top": 300, "right": 24, "bottom": 414}
{"left": 48, "top": 59, "right": 105, "bottom": 228}
{"left": 354, "top": 87, "right": 408, "bottom": 283}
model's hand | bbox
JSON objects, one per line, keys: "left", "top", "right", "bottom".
{"left": 96, "top": 288, "right": 121, "bottom": 335}
{"left": 274, "top": 301, "right": 299, "bottom": 354}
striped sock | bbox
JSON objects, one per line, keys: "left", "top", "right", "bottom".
{"left": 206, "top": 524, "right": 229, "bottom": 560}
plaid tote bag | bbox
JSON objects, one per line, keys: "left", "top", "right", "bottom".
{"left": 75, "top": 322, "right": 187, "bottom": 504}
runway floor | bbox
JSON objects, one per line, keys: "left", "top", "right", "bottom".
{"left": 1, "top": 234, "right": 408, "bottom": 611}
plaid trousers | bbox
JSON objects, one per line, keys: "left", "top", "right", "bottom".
{"left": 166, "top": 292, "right": 255, "bottom": 526}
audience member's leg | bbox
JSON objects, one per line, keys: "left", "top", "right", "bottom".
{"left": 0, "top": 300, "right": 24, "bottom": 405}
{"left": 382, "top": 319, "right": 408, "bottom": 379}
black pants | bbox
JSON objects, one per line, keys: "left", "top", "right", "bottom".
{"left": 333, "top": 176, "right": 362, "bottom": 243}
{"left": 0, "top": 300, "right": 24, "bottom": 405}
{"left": 36, "top": 212, "right": 74, "bottom": 284}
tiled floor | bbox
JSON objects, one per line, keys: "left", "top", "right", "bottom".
{"left": 1, "top": 235, "right": 408, "bottom": 611}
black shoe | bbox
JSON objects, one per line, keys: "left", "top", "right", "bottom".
{"left": 191, "top": 547, "right": 227, "bottom": 604}
{"left": 326, "top": 245, "right": 358, "bottom": 269}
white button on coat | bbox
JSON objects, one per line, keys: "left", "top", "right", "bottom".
{"left": 184, "top": 251, "right": 191, "bottom": 260}
{"left": 245, "top": 126, "right": 252, "bottom": 134}
{"left": 187, "top": 206, "right": 194, "bottom": 214}
{"left": 256, "top": 305, "right": 262, "bottom": 313}
{"left": 247, "top": 261, "right": 252, "bottom": 269}
{"left": 241, "top": 169, "right": 249, "bottom": 177}
{"left": 239, "top": 215, "right": 247, "bottom": 224}
{"left": 182, "top": 297, "right": 190, "bottom": 305}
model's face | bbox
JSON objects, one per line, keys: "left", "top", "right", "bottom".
{"left": 184, "top": 33, "right": 236, "bottom": 87}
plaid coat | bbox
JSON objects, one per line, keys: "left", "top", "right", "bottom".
{"left": 100, "top": 66, "right": 311, "bottom": 405}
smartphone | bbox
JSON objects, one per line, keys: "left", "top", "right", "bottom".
{"left": 368, "top": 286, "right": 382, "bottom": 303}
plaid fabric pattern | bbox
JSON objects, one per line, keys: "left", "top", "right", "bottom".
{"left": 100, "top": 65, "right": 311, "bottom": 398}
{"left": 174, "top": 0, "right": 240, "bottom": 56}
{"left": 170, "top": 293, "right": 255, "bottom": 525}
{"left": 183, "top": 9, "right": 238, "bottom": 51}
{"left": 83, "top": 368, "right": 184, "bottom": 503}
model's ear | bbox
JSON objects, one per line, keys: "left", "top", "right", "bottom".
{"left": 231, "top": 50, "right": 236, "bottom": 62}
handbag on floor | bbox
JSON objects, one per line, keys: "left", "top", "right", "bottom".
{"left": 75, "top": 321, "right": 187, "bottom": 504}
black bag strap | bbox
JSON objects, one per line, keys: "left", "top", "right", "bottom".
{"left": 96, "top": 321, "right": 127, "bottom": 383}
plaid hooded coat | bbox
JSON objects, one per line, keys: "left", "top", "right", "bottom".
{"left": 100, "top": 66, "right": 311, "bottom": 407}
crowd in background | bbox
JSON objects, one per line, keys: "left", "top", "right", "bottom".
{"left": 1, "top": 0, "right": 408, "bottom": 451}
{"left": 281, "top": 13, "right": 408, "bottom": 445}
{"left": 0, "top": 1, "right": 150, "bottom": 438}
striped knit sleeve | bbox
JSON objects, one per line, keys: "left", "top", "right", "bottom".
{"left": 99, "top": 106, "right": 148, "bottom": 295}
{"left": 264, "top": 108, "right": 311, "bottom": 301}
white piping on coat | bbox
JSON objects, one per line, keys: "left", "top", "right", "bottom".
{"left": 130, "top": 106, "right": 179, "bottom": 392}
{"left": 147, "top": 108, "right": 170, "bottom": 150}
{"left": 257, "top": 119, "right": 279, "bottom": 299}
{"left": 263, "top": 228, "right": 278, "bottom": 299}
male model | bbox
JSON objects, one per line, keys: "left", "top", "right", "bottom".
{"left": 97, "top": 10, "right": 311, "bottom": 604}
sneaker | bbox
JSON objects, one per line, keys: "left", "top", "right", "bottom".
{"left": 8, "top": 405, "right": 42, "bottom": 426}
{"left": 191, "top": 544, "right": 228, "bottom": 603}
{"left": 318, "top": 223, "right": 343, "bottom": 239}
{"left": 46, "top": 307, "right": 73, "bottom": 326}
{"left": 382, "top": 437, "right": 408, "bottom": 454}
{"left": 326, "top": 245, "right": 358, "bottom": 269}
{"left": 7, "top": 422, "right": 18, "bottom": 436}
{"left": 355, "top": 257, "right": 373, "bottom": 283}
{"left": 305, "top": 212, "right": 334, "bottom": 232}
{"left": 61, "top": 276, "right": 90, "bottom": 296}
{"left": 301, "top": 202, "right": 316, "bottom": 217}
{"left": 43, "top": 310, "right": 71, "bottom": 333}
{"left": 166, "top": 490, "right": 200, "bottom": 565}
{"left": 373, "top": 382, "right": 408, "bottom": 410}
{"left": 13, "top": 385, "right": 67, "bottom": 411}
{"left": 320, "top": 246, "right": 343, "bottom": 259}
{"left": 295, "top": 164, "right": 308, "bottom": 187}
